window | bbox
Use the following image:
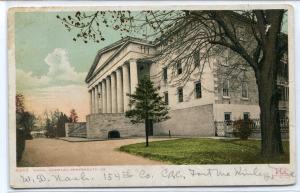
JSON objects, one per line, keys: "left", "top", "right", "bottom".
{"left": 278, "top": 85, "right": 289, "bottom": 101}
{"left": 177, "top": 61, "right": 182, "bottom": 75}
{"left": 277, "top": 61, "right": 288, "bottom": 82}
{"left": 163, "top": 67, "right": 168, "bottom": 81}
{"left": 177, "top": 87, "right": 183, "bottom": 102}
{"left": 190, "top": 21, "right": 196, "bottom": 29}
{"left": 241, "top": 82, "right": 248, "bottom": 98}
{"left": 223, "top": 80, "right": 230, "bottom": 97}
{"left": 193, "top": 51, "right": 200, "bottom": 67}
{"left": 224, "top": 112, "right": 232, "bottom": 125}
{"left": 243, "top": 112, "right": 250, "bottom": 120}
{"left": 140, "top": 45, "right": 148, "bottom": 53}
{"left": 195, "top": 81, "right": 202, "bottom": 98}
{"left": 221, "top": 56, "right": 230, "bottom": 67}
{"left": 160, "top": 44, "right": 164, "bottom": 51}
{"left": 176, "top": 32, "right": 180, "bottom": 40}
{"left": 140, "top": 45, "right": 143, "bottom": 53}
{"left": 164, "top": 92, "right": 169, "bottom": 105}
{"left": 237, "top": 26, "right": 246, "bottom": 41}
{"left": 279, "top": 110, "right": 287, "bottom": 119}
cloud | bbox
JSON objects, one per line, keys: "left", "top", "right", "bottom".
{"left": 17, "top": 48, "right": 86, "bottom": 90}
{"left": 45, "top": 48, "right": 86, "bottom": 83}
{"left": 16, "top": 69, "right": 49, "bottom": 90}
{"left": 16, "top": 48, "right": 90, "bottom": 120}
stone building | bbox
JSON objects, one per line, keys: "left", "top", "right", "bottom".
{"left": 62, "top": 13, "right": 289, "bottom": 140}
{"left": 82, "top": 34, "right": 267, "bottom": 139}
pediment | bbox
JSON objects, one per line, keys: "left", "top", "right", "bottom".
{"left": 86, "top": 37, "right": 154, "bottom": 83}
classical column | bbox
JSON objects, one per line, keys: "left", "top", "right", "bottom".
{"left": 111, "top": 72, "right": 117, "bottom": 113}
{"left": 91, "top": 88, "right": 95, "bottom": 114}
{"left": 106, "top": 76, "right": 112, "bottom": 113}
{"left": 95, "top": 85, "right": 99, "bottom": 114}
{"left": 102, "top": 80, "right": 107, "bottom": 113}
{"left": 129, "top": 59, "right": 138, "bottom": 95}
{"left": 122, "top": 63, "right": 130, "bottom": 112}
{"left": 89, "top": 89, "right": 92, "bottom": 114}
{"left": 98, "top": 83, "right": 102, "bottom": 113}
{"left": 116, "top": 68, "right": 124, "bottom": 113}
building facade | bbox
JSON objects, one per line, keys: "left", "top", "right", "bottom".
{"left": 83, "top": 34, "right": 270, "bottom": 139}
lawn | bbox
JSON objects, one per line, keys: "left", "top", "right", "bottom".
{"left": 119, "top": 138, "right": 289, "bottom": 164}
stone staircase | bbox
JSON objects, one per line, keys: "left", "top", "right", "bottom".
{"left": 66, "top": 123, "right": 87, "bottom": 138}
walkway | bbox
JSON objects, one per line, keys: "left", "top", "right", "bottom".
{"left": 20, "top": 138, "right": 170, "bottom": 167}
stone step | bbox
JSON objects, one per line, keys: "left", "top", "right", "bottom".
{"left": 69, "top": 135, "right": 87, "bottom": 138}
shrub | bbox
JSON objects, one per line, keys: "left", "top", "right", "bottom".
{"left": 233, "top": 119, "right": 254, "bottom": 140}
{"left": 16, "top": 128, "right": 26, "bottom": 162}
{"left": 16, "top": 113, "right": 26, "bottom": 163}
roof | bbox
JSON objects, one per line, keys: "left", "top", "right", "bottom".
{"left": 85, "top": 36, "right": 154, "bottom": 83}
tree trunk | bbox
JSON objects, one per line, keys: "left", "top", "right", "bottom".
{"left": 256, "top": 45, "right": 284, "bottom": 156}
{"left": 255, "top": 10, "right": 285, "bottom": 157}
{"left": 257, "top": 76, "right": 284, "bottom": 156}
{"left": 145, "top": 118, "right": 149, "bottom": 147}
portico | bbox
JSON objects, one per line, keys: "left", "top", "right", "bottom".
{"left": 88, "top": 59, "right": 140, "bottom": 114}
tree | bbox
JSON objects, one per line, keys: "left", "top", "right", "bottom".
{"left": 44, "top": 110, "right": 70, "bottom": 138}
{"left": 56, "top": 113, "right": 70, "bottom": 137}
{"left": 19, "top": 111, "right": 36, "bottom": 140}
{"left": 58, "top": 10, "right": 288, "bottom": 156}
{"left": 16, "top": 93, "right": 36, "bottom": 140}
{"left": 16, "top": 102, "right": 25, "bottom": 162}
{"left": 16, "top": 93, "right": 25, "bottom": 113}
{"left": 125, "top": 77, "right": 170, "bottom": 147}
{"left": 15, "top": 93, "right": 36, "bottom": 162}
{"left": 69, "top": 109, "right": 79, "bottom": 123}
{"left": 45, "top": 117, "right": 55, "bottom": 138}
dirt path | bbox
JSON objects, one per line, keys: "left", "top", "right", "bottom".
{"left": 20, "top": 138, "right": 170, "bottom": 167}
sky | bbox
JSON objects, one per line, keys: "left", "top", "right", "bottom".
{"left": 15, "top": 12, "right": 123, "bottom": 121}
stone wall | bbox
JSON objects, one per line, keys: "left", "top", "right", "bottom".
{"left": 213, "top": 104, "right": 260, "bottom": 122}
{"left": 154, "top": 104, "right": 215, "bottom": 137}
{"left": 87, "top": 104, "right": 214, "bottom": 139}
{"left": 214, "top": 64, "right": 259, "bottom": 106}
{"left": 86, "top": 113, "right": 145, "bottom": 139}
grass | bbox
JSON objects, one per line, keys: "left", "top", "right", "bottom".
{"left": 119, "top": 138, "right": 290, "bottom": 164}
